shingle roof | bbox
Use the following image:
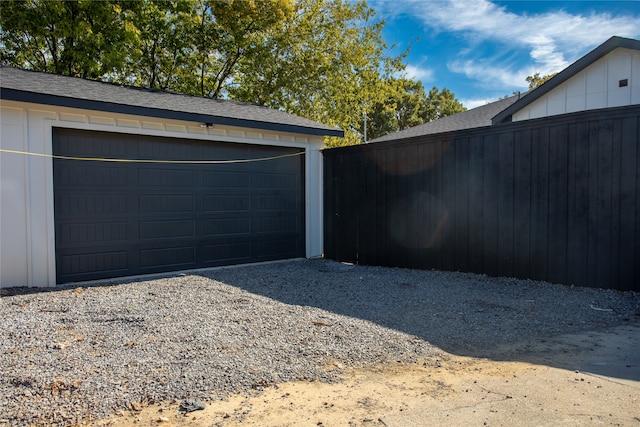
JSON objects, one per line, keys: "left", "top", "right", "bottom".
{"left": 493, "top": 36, "right": 640, "bottom": 124}
{"left": 369, "top": 95, "right": 520, "bottom": 143}
{"left": 0, "top": 65, "right": 343, "bottom": 137}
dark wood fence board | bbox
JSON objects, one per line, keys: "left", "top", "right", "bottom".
{"left": 454, "top": 137, "right": 471, "bottom": 271}
{"left": 513, "top": 129, "right": 532, "bottom": 279}
{"left": 341, "top": 152, "right": 358, "bottom": 263}
{"left": 323, "top": 151, "right": 335, "bottom": 259}
{"left": 408, "top": 144, "right": 421, "bottom": 267}
{"left": 530, "top": 127, "right": 550, "bottom": 281}
{"left": 332, "top": 153, "right": 344, "bottom": 260}
{"left": 371, "top": 149, "right": 385, "bottom": 265}
{"left": 352, "top": 153, "right": 362, "bottom": 264}
{"left": 468, "top": 135, "right": 485, "bottom": 273}
{"left": 429, "top": 141, "right": 444, "bottom": 270}
{"left": 497, "top": 131, "right": 515, "bottom": 278}
{"left": 441, "top": 140, "right": 456, "bottom": 271}
{"left": 617, "top": 117, "right": 637, "bottom": 289}
{"left": 610, "top": 118, "right": 623, "bottom": 287}
{"left": 596, "top": 119, "right": 614, "bottom": 287}
{"left": 482, "top": 133, "right": 499, "bottom": 277}
{"left": 323, "top": 106, "right": 640, "bottom": 291}
{"left": 416, "top": 143, "right": 430, "bottom": 269}
{"left": 383, "top": 148, "right": 396, "bottom": 266}
{"left": 566, "top": 122, "right": 589, "bottom": 286}
{"left": 634, "top": 116, "right": 640, "bottom": 287}
{"left": 403, "top": 144, "right": 417, "bottom": 267}
{"left": 361, "top": 150, "right": 374, "bottom": 266}
{"left": 586, "top": 121, "right": 600, "bottom": 287}
{"left": 547, "top": 125, "right": 569, "bottom": 285}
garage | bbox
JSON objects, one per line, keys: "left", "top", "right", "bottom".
{"left": 1, "top": 66, "right": 341, "bottom": 287}
{"left": 53, "top": 128, "right": 305, "bottom": 283}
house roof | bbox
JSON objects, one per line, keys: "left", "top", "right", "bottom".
{"left": 493, "top": 36, "right": 640, "bottom": 124}
{"left": 368, "top": 36, "right": 640, "bottom": 144}
{"left": 369, "top": 95, "right": 520, "bottom": 143}
{"left": 0, "top": 65, "right": 344, "bottom": 138}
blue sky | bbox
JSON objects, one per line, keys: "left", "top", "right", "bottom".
{"left": 373, "top": 0, "right": 640, "bottom": 109}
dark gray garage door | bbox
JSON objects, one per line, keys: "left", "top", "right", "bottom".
{"left": 53, "top": 128, "right": 304, "bottom": 283}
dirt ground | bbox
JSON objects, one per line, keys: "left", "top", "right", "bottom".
{"left": 101, "top": 324, "right": 640, "bottom": 427}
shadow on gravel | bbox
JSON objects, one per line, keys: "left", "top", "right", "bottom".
{"left": 4, "top": 259, "right": 639, "bottom": 382}
{"left": 196, "top": 259, "right": 640, "bottom": 383}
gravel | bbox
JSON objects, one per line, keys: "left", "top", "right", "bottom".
{"left": 1, "top": 258, "right": 638, "bottom": 426}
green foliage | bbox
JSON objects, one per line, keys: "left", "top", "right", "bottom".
{"left": 230, "top": 0, "right": 405, "bottom": 147}
{"left": 526, "top": 72, "right": 558, "bottom": 90}
{"left": 424, "top": 87, "right": 466, "bottom": 121}
{"left": 364, "top": 80, "right": 466, "bottom": 142}
{"left": 191, "top": 0, "right": 294, "bottom": 98}
{"left": 0, "top": 0, "right": 133, "bottom": 78}
{"left": 113, "top": 0, "right": 198, "bottom": 90}
{"left": 1, "top": 0, "right": 466, "bottom": 147}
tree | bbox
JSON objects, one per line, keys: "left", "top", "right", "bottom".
{"left": 1, "top": 0, "right": 466, "bottom": 147}
{"left": 526, "top": 72, "right": 557, "bottom": 90}
{"left": 114, "top": 0, "right": 198, "bottom": 90}
{"left": 363, "top": 78, "right": 425, "bottom": 141}
{"left": 187, "top": 0, "right": 294, "bottom": 98}
{"left": 424, "top": 86, "right": 465, "bottom": 121}
{"left": 228, "top": 0, "right": 406, "bottom": 147}
{"left": 0, "top": 0, "right": 133, "bottom": 79}
{"left": 364, "top": 80, "right": 466, "bottom": 142}
{"left": 110, "top": 0, "right": 293, "bottom": 97}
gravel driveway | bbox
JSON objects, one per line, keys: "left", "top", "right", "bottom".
{"left": 1, "top": 259, "right": 638, "bottom": 426}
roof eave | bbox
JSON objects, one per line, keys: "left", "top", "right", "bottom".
{"left": 1, "top": 87, "right": 344, "bottom": 138}
{"left": 492, "top": 36, "right": 640, "bottom": 125}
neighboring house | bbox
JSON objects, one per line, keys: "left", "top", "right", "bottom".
{"left": 0, "top": 66, "right": 343, "bottom": 287}
{"left": 371, "top": 36, "right": 639, "bottom": 143}
{"left": 495, "top": 36, "right": 640, "bottom": 123}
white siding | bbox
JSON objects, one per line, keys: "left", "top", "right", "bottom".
{"left": 513, "top": 48, "right": 640, "bottom": 121}
{"left": 1, "top": 107, "right": 30, "bottom": 286}
{"left": 0, "top": 100, "right": 325, "bottom": 287}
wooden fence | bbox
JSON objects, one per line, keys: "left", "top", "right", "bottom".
{"left": 323, "top": 105, "right": 640, "bottom": 291}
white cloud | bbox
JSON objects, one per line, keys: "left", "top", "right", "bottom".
{"left": 411, "top": 0, "right": 638, "bottom": 51}
{"left": 402, "top": 0, "right": 640, "bottom": 89}
{"left": 448, "top": 59, "right": 531, "bottom": 90}
{"left": 460, "top": 98, "right": 495, "bottom": 110}
{"left": 404, "top": 64, "right": 434, "bottom": 82}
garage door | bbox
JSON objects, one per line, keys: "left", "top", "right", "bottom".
{"left": 53, "top": 128, "right": 305, "bottom": 283}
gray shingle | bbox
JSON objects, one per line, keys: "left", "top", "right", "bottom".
{"left": 0, "top": 66, "right": 343, "bottom": 137}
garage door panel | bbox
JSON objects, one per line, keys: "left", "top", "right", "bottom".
{"left": 255, "top": 194, "right": 297, "bottom": 211}
{"left": 203, "top": 171, "right": 251, "bottom": 188}
{"left": 139, "top": 194, "right": 195, "bottom": 213}
{"left": 141, "top": 138, "right": 202, "bottom": 160}
{"left": 203, "top": 241, "right": 252, "bottom": 264}
{"left": 138, "top": 220, "right": 195, "bottom": 240}
{"left": 254, "top": 238, "right": 301, "bottom": 259}
{"left": 203, "top": 218, "right": 251, "bottom": 236}
{"left": 254, "top": 173, "right": 299, "bottom": 189}
{"left": 55, "top": 164, "right": 130, "bottom": 187}
{"left": 60, "top": 250, "right": 129, "bottom": 277}
{"left": 56, "top": 193, "right": 129, "bottom": 216}
{"left": 139, "top": 168, "right": 195, "bottom": 187}
{"left": 254, "top": 216, "right": 300, "bottom": 234}
{"left": 203, "top": 195, "right": 251, "bottom": 212}
{"left": 59, "top": 221, "right": 129, "bottom": 244}
{"left": 139, "top": 246, "right": 197, "bottom": 268}
{"left": 53, "top": 129, "right": 304, "bottom": 283}
{"left": 55, "top": 133, "right": 131, "bottom": 158}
